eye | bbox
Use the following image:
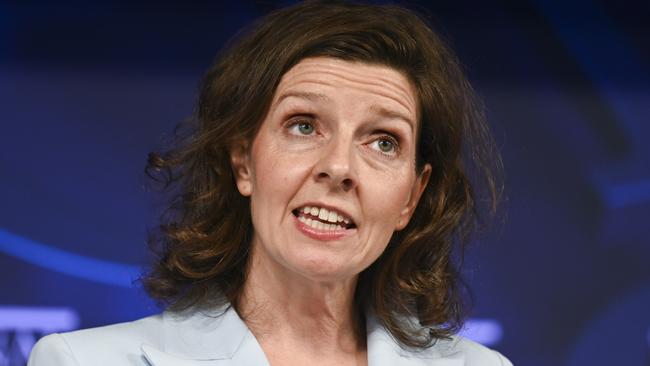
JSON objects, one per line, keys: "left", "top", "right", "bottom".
{"left": 287, "top": 120, "right": 315, "bottom": 136}
{"left": 369, "top": 135, "right": 399, "bottom": 156}
{"left": 376, "top": 139, "right": 394, "bottom": 152}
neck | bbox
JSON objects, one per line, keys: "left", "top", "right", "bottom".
{"left": 238, "top": 244, "right": 365, "bottom": 355}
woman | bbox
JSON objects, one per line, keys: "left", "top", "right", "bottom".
{"left": 28, "top": 1, "right": 510, "bottom": 365}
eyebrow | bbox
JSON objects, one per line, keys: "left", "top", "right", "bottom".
{"left": 276, "top": 91, "right": 330, "bottom": 104}
{"left": 368, "top": 104, "right": 415, "bottom": 133}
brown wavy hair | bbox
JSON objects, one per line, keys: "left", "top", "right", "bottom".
{"left": 143, "top": 0, "right": 502, "bottom": 349}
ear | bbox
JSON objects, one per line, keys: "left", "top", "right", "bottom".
{"left": 229, "top": 141, "right": 253, "bottom": 197}
{"left": 395, "top": 163, "right": 432, "bottom": 230}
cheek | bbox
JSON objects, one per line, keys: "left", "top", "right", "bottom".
{"left": 252, "top": 148, "right": 309, "bottom": 192}
{"left": 363, "top": 167, "right": 414, "bottom": 222}
{"left": 249, "top": 139, "right": 313, "bottom": 223}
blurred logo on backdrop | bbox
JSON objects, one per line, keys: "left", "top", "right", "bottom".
{"left": 0, "top": 307, "right": 78, "bottom": 366}
{"left": 0, "top": 229, "right": 141, "bottom": 288}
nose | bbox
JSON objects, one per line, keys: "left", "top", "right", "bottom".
{"left": 313, "top": 137, "right": 358, "bottom": 192}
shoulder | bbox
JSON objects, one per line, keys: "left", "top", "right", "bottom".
{"left": 366, "top": 311, "right": 512, "bottom": 365}
{"left": 28, "top": 313, "right": 164, "bottom": 366}
{"left": 436, "top": 335, "right": 513, "bottom": 366}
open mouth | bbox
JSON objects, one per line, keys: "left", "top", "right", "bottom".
{"left": 292, "top": 205, "right": 357, "bottom": 231}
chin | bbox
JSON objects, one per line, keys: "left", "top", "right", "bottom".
{"left": 287, "top": 253, "right": 359, "bottom": 283}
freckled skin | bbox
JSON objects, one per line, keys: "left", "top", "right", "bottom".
{"left": 232, "top": 57, "right": 431, "bottom": 283}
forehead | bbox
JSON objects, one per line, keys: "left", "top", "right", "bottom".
{"left": 272, "top": 57, "right": 418, "bottom": 119}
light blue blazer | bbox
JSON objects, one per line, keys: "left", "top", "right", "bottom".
{"left": 28, "top": 305, "right": 512, "bottom": 365}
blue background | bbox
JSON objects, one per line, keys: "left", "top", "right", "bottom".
{"left": 1, "top": 1, "right": 649, "bottom": 365}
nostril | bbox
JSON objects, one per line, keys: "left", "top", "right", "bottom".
{"left": 315, "top": 165, "right": 355, "bottom": 191}
{"left": 341, "top": 178, "right": 354, "bottom": 191}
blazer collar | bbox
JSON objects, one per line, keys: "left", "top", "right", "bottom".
{"left": 365, "top": 313, "right": 466, "bottom": 366}
{"left": 140, "top": 305, "right": 466, "bottom": 366}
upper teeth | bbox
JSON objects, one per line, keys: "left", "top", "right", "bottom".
{"left": 301, "top": 206, "right": 351, "bottom": 224}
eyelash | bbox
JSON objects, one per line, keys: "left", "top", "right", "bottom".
{"left": 286, "top": 116, "right": 317, "bottom": 138}
{"left": 371, "top": 133, "right": 401, "bottom": 157}
{"left": 284, "top": 117, "right": 402, "bottom": 158}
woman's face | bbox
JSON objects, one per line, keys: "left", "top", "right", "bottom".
{"left": 232, "top": 57, "right": 431, "bottom": 283}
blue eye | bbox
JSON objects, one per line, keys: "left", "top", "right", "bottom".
{"left": 377, "top": 139, "right": 394, "bottom": 153}
{"left": 288, "top": 121, "right": 315, "bottom": 135}
{"left": 297, "top": 122, "right": 314, "bottom": 135}
{"left": 370, "top": 136, "right": 398, "bottom": 156}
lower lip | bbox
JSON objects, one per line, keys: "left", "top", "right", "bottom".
{"left": 293, "top": 214, "right": 356, "bottom": 241}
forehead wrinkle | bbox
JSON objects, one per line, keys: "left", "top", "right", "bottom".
{"left": 279, "top": 70, "right": 416, "bottom": 119}
{"left": 287, "top": 65, "right": 414, "bottom": 103}
{"left": 293, "top": 61, "right": 416, "bottom": 104}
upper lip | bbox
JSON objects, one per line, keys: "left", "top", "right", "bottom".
{"left": 293, "top": 202, "right": 358, "bottom": 226}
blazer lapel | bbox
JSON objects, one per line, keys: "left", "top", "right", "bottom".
{"left": 141, "top": 344, "right": 221, "bottom": 366}
{"left": 140, "top": 305, "right": 269, "bottom": 366}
